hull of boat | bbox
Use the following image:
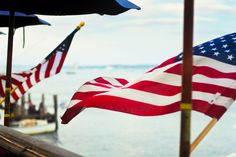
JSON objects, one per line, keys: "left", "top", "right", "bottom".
{"left": 12, "top": 122, "right": 56, "bottom": 135}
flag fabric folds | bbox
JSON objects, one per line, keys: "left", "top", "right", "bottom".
{"left": 0, "top": 28, "right": 79, "bottom": 103}
{"left": 61, "top": 32, "right": 236, "bottom": 124}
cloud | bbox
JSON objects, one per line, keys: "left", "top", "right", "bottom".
{"left": 153, "top": 0, "right": 236, "bottom": 14}
{"left": 116, "top": 0, "right": 226, "bottom": 29}
{"left": 155, "top": 3, "right": 182, "bottom": 15}
{"left": 129, "top": 0, "right": 236, "bottom": 17}
{"left": 196, "top": 0, "right": 236, "bottom": 13}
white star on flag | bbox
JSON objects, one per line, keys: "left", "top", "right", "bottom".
{"left": 227, "top": 55, "right": 234, "bottom": 60}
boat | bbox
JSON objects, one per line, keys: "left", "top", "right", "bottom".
{"left": 0, "top": 93, "right": 58, "bottom": 135}
{"left": 11, "top": 119, "right": 56, "bottom": 135}
{"left": 66, "top": 64, "right": 78, "bottom": 75}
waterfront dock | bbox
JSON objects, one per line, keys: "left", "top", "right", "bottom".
{"left": 0, "top": 125, "right": 82, "bottom": 157}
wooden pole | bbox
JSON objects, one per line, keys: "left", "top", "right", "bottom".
{"left": 39, "top": 93, "right": 45, "bottom": 119}
{"left": 190, "top": 118, "right": 217, "bottom": 153}
{"left": 28, "top": 93, "right": 31, "bottom": 103}
{"left": 21, "top": 94, "right": 25, "bottom": 118}
{"left": 4, "top": 11, "right": 15, "bottom": 127}
{"left": 41, "top": 93, "right": 45, "bottom": 105}
{"left": 179, "top": 0, "right": 194, "bottom": 157}
{"left": 53, "top": 94, "right": 58, "bottom": 132}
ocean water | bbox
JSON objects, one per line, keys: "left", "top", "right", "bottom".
{"left": 5, "top": 65, "right": 236, "bottom": 157}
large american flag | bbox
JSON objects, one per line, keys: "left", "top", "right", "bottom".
{"left": 61, "top": 32, "right": 236, "bottom": 124}
{"left": 0, "top": 28, "right": 79, "bottom": 103}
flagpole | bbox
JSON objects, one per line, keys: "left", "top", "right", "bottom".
{"left": 190, "top": 118, "right": 218, "bottom": 153}
{"left": 4, "top": 11, "right": 15, "bottom": 127}
{"left": 179, "top": 0, "right": 194, "bottom": 157}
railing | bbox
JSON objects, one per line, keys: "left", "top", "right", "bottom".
{"left": 0, "top": 126, "right": 83, "bottom": 157}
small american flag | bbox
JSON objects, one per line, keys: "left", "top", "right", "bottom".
{"left": 0, "top": 28, "right": 79, "bottom": 103}
{"left": 61, "top": 32, "right": 236, "bottom": 124}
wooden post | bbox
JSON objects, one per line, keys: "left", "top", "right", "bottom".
{"left": 4, "top": 11, "right": 15, "bottom": 127}
{"left": 190, "top": 118, "right": 217, "bottom": 153}
{"left": 179, "top": 0, "right": 194, "bottom": 157}
{"left": 39, "top": 93, "right": 45, "bottom": 119}
{"left": 53, "top": 95, "right": 58, "bottom": 132}
{"left": 41, "top": 93, "right": 45, "bottom": 105}
{"left": 28, "top": 93, "right": 31, "bottom": 104}
{"left": 21, "top": 94, "right": 25, "bottom": 118}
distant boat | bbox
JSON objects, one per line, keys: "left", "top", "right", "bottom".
{"left": 104, "top": 65, "right": 113, "bottom": 71}
{"left": 66, "top": 71, "right": 76, "bottom": 75}
{"left": 66, "top": 64, "right": 77, "bottom": 75}
{"left": 11, "top": 119, "right": 56, "bottom": 135}
{"left": 0, "top": 93, "right": 58, "bottom": 135}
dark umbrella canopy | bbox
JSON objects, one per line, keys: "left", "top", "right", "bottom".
{"left": 0, "top": 0, "right": 140, "bottom": 15}
{"left": 0, "top": 11, "right": 50, "bottom": 28}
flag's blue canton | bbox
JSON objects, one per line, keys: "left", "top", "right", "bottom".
{"left": 175, "top": 33, "right": 236, "bottom": 65}
{"left": 45, "top": 31, "right": 76, "bottom": 61}
{"left": 46, "top": 42, "right": 67, "bottom": 60}
{"left": 58, "top": 44, "right": 66, "bottom": 52}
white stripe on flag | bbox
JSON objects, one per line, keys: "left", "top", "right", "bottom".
{"left": 40, "top": 62, "right": 49, "bottom": 81}
{"left": 99, "top": 88, "right": 180, "bottom": 106}
{"left": 68, "top": 100, "right": 81, "bottom": 108}
{"left": 193, "top": 74, "right": 236, "bottom": 89}
{"left": 30, "top": 72, "right": 37, "bottom": 86}
{"left": 136, "top": 72, "right": 181, "bottom": 87}
{"left": 78, "top": 84, "right": 110, "bottom": 92}
{"left": 131, "top": 72, "right": 235, "bottom": 89}
{"left": 22, "top": 82, "right": 30, "bottom": 93}
{"left": 194, "top": 56, "right": 236, "bottom": 72}
{"left": 192, "top": 91, "right": 234, "bottom": 108}
{"left": 124, "top": 62, "right": 180, "bottom": 87}
{"left": 50, "top": 51, "right": 63, "bottom": 75}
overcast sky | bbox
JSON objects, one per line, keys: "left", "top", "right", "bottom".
{"left": 0, "top": 0, "right": 236, "bottom": 67}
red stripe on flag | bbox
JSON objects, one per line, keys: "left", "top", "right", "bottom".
{"left": 129, "top": 81, "right": 180, "bottom": 96}
{"left": 11, "top": 91, "right": 19, "bottom": 102}
{"left": 71, "top": 91, "right": 105, "bottom": 101}
{"left": 166, "top": 63, "right": 236, "bottom": 80}
{"left": 45, "top": 55, "right": 56, "bottom": 78}
{"left": 35, "top": 65, "right": 41, "bottom": 82}
{"left": 26, "top": 78, "right": 32, "bottom": 89}
{"left": 94, "top": 77, "right": 114, "bottom": 85}
{"left": 116, "top": 78, "right": 129, "bottom": 86}
{"left": 192, "top": 82, "right": 236, "bottom": 98}
{"left": 10, "top": 77, "right": 22, "bottom": 85}
{"left": 205, "top": 105, "right": 227, "bottom": 119}
{"left": 18, "top": 84, "right": 25, "bottom": 95}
